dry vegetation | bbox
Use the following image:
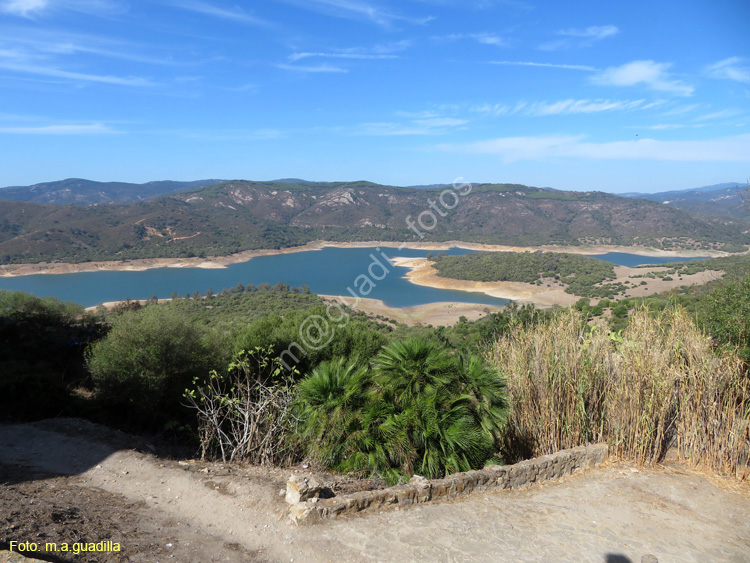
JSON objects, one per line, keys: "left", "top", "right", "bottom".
{"left": 491, "top": 308, "right": 750, "bottom": 478}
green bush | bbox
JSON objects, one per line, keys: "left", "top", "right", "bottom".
{"left": 295, "top": 339, "right": 508, "bottom": 483}
{"left": 0, "top": 291, "right": 99, "bottom": 422}
{"left": 699, "top": 273, "right": 750, "bottom": 363}
{"left": 233, "top": 306, "right": 388, "bottom": 374}
{"left": 86, "top": 306, "right": 224, "bottom": 429}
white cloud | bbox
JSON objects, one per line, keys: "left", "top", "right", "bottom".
{"left": 1, "top": 0, "right": 47, "bottom": 16}
{"left": 635, "top": 124, "right": 686, "bottom": 131}
{"left": 440, "top": 33, "right": 508, "bottom": 47}
{"left": 694, "top": 109, "right": 744, "bottom": 121}
{"left": 171, "top": 1, "right": 271, "bottom": 26}
{"left": 539, "top": 25, "right": 618, "bottom": 50}
{"left": 438, "top": 134, "right": 750, "bottom": 163}
{"left": 275, "top": 0, "right": 431, "bottom": 28}
{"left": 413, "top": 117, "right": 468, "bottom": 127}
{"left": 356, "top": 115, "right": 467, "bottom": 136}
{"left": 470, "top": 98, "right": 649, "bottom": 117}
{"left": 0, "top": 61, "right": 152, "bottom": 86}
{"left": 490, "top": 60, "right": 597, "bottom": 71}
{"left": 558, "top": 25, "right": 619, "bottom": 40}
{"left": 526, "top": 99, "right": 646, "bottom": 116}
{"left": 0, "top": 123, "right": 116, "bottom": 134}
{"left": 276, "top": 63, "right": 348, "bottom": 73}
{"left": 591, "top": 60, "right": 694, "bottom": 96}
{"left": 289, "top": 52, "right": 398, "bottom": 61}
{"left": 1, "top": 0, "right": 127, "bottom": 17}
{"left": 705, "top": 57, "right": 750, "bottom": 83}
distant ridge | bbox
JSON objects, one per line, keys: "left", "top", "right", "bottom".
{"left": 0, "top": 178, "right": 225, "bottom": 206}
{"left": 622, "top": 182, "right": 747, "bottom": 218}
{"left": 0, "top": 179, "right": 746, "bottom": 265}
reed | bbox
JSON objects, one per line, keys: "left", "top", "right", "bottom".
{"left": 491, "top": 307, "right": 750, "bottom": 478}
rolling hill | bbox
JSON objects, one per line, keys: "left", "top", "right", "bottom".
{"left": 0, "top": 178, "right": 224, "bottom": 206}
{"left": 623, "top": 182, "right": 748, "bottom": 218}
{"left": 0, "top": 180, "right": 747, "bottom": 265}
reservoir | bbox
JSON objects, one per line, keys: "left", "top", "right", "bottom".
{"left": 0, "top": 247, "right": 707, "bottom": 308}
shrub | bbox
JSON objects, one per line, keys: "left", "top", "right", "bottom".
{"left": 698, "top": 273, "right": 750, "bottom": 363}
{"left": 0, "top": 291, "right": 99, "bottom": 422}
{"left": 185, "top": 347, "right": 301, "bottom": 465}
{"left": 295, "top": 339, "right": 509, "bottom": 483}
{"left": 86, "top": 306, "right": 222, "bottom": 429}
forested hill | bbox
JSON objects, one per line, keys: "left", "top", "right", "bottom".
{"left": 0, "top": 178, "right": 224, "bottom": 206}
{"left": 0, "top": 180, "right": 747, "bottom": 264}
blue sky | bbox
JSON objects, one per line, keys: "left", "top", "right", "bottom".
{"left": 0, "top": 0, "right": 748, "bottom": 193}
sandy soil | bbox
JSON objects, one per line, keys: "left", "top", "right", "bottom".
{"left": 394, "top": 257, "right": 580, "bottom": 308}
{"left": 320, "top": 295, "right": 502, "bottom": 326}
{"left": 0, "top": 240, "right": 729, "bottom": 279}
{"left": 2, "top": 419, "right": 749, "bottom": 562}
{"left": 392, "top": 257, "right": 727, "bottom": 309}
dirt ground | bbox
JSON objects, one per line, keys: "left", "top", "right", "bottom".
{"left": 320, "top": 295, "right": 503, "bottom": 326}
{"left": 2, "top": 419, "right": 749, "bottom": 563}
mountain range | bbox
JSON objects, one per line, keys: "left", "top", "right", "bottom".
{"left": 622, "top": 182, "right": 747, "bottom": 218}
{"left": 0, "top": 178, "right": 224, "bottom": 206}
{"left": 0, "top": 179, "right": 747, "bottom": 265}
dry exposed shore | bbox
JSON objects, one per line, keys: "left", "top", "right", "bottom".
{"left": 0, "top": 240, "right": 726, "bottom": 279}
{"left": 320, "top": 294, "right": 503, "bottom": 326}
{"left": 394, "top": 257, "right": 725, "bottom": 308}
{"left": 1, "top": 241, "right": 730, "bottom": 314}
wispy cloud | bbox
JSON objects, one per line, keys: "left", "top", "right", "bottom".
{"left": 470, "top": 98, "right": 654, "bottom": 117}
{"left": 1, "top": 0, "right": 47, "bottom": 17}
{"left": 356, "top": 116, "right": 468, "bottom": 136}
{"left": 289, "top": 52, "right": 399, "bottom": 61}
{"left": 539, "top": 25, "right": 618, "bottom": 51}
{"left": 276, "top": 0, "right": 432, "bottom": 28}
{"left": 170, "top": 1, "right": 272, "bottom": 26}
{"left": 437, "top": 33, "right": 509, "bottom": 47}
{"left": 0, "top": 60, "right": 152, "bottom": 86}
{"left": 489, "top": 60, "right": 597, "bottom": 71}
{"left": 694, "top": 108, "right": 744, "bottom": 121}
{"left": 289, "top": 39, "right": 411, "bottom": 62}
{"left": 0, "top": 0, "right": 127, "bottom": 17}
{"left": 276, "top": 63, "right": 348, "bottom": 73}
{"left": 559, "top": 25, "right": 619, "bottom": 40}
{"left": 591, "top": 60, "right": 694, "bottom": 96}
{"left": 0, "top": 123, "right": 116, "bottom": 134}
{"left": 437, "top": 134, "right": 750, "bottom": 162}
{"left": 705, "top": 57, "right": 750, "bottom": 83}
{"left": 1, "top": 29, "right": 188, "bottom": 66}
{"left": 661, "top": 104, "right": 699, "bottom": 116}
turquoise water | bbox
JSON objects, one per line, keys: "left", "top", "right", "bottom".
{"left": 0, "top": 247, "right": 506, "bottom": 308}
{"left": 0, "top": 247, "right": 709, "bottom": 308}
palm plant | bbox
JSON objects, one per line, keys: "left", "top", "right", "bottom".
{"left": 294, "top": 357, "right": 369, "bottom": 468}
{"left": 295, "top": 339, "right": 509, "bottom": 483}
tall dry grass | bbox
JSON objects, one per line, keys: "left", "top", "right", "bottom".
{"left": 490, "top": 307, "right": 750, "bottom": 479}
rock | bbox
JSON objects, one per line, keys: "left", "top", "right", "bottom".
{"left": 641, "top": 555, "right": 658, "bottom": 563}
{"left": 409, "top": 474, "right": 429, "bottom": 487}
{"left": 285, "top": 474, "right": 322, "bottom": 505}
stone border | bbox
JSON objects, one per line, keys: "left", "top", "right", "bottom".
{"left": 288, "top": 443, "right": 608, "bottom": 524}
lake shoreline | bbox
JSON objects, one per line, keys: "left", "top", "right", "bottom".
{"left": 392, "top": 257, "right": 726, "bottom": 308}
{"left": 0, "top": 240, "right": 727, "bottom": 279}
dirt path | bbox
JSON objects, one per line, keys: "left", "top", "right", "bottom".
{"left": 2, "top": 420, "right": 749, "bottom": 562}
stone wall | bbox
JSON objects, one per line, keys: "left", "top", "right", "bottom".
{"left": 288, "top": 443, "right": 608, "bottom": 524}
